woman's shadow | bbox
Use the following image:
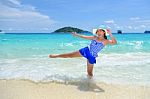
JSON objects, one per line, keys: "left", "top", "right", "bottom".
{"left": 43, "top": 75, "right": 105, "bottom": 93}
{"left": 66, "top": 77, "right": 105, "bottom": 93}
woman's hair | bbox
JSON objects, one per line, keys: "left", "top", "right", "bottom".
{"left": 104, "top": 33, "right": 107, "bottom": 39}
{"left": 96, "top": 29, "right": 107, "bottom": 39}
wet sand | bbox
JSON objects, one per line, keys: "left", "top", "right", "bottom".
{"left": 0, "top": 79, "right": 150, "bottom": 99}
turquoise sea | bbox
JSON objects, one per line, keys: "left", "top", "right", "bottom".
{"left": 0, "top": 33, "right": 150, "bottom": 85}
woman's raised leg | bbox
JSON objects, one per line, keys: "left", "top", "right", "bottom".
{"left": 49, "top": 51, "right": 82, "bottom": 58}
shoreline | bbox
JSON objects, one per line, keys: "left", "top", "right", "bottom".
{"left": 1, "top": 78, "right": 150, "bottom": 87}
{"left": 0, "top": 79, "right": 150, "bottom": 99}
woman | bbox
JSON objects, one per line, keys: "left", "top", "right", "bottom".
{"left": 49, "top": 28, "right": 117, "bottom": 78}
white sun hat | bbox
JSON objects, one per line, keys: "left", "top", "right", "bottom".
{"left": 92, "top": 28, "right": 109, "bottom": 36}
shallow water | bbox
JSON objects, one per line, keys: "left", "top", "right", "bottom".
{"left": 0, "top": 33, "right": 150, "bottom": 85}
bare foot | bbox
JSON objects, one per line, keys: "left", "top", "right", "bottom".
{"left": 87, "top": 74, "right": 93, "bottom": 79}
{"left": 49, "top": 54, "right": 58, "bottom": 58}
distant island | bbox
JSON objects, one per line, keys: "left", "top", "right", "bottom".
{"left": 117, "top": 30, "right": 122, "bottom": 34}
{"left": 0, "top": 30, "right": 5, "bottom": 34}
{"left": 54, "top": 27, "right": 89, "bottom": 33}
{"left": 144, "top": 30, "right": 150, "bottom": 33}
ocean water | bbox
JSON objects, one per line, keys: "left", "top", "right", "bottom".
{"left": 0, "top": 33, "right": 150, "bottom": 85}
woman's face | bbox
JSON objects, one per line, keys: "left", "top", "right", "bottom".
{"left": 96, "top": 29, "right": 105, "bottom": 37}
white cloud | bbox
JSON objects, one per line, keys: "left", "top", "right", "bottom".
{"left": 140, "top": 25, "right": 146, "bottom": 28}
{"left": 113, "top": 24, "right": 120, "bottom": 29}
{"left": 133, "top": 27, "right": 138, "bottom": 30}
{"left": 127, "top": 26, "right": 132, "bottom": 29}
{"left": 135, "top": 20, "right": 150, "bottom": 23}
{"left": 130, "top": 17, "right": 140, "bottom": 20}
{"left": 8, "top": 0, "right": 21, "bottom": 6}
{"left": 0, "top": 0, "right": 56, "bottom": 32}
{"left": 104, "top": 20, "right": 114, "bottom": 24}
{"left": 116, "top": 26, "right": 120, "bottom": 29}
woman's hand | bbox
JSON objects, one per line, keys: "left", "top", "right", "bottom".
{"left": 106, "top": 29, "right": 117, "bottom": 45}
{"left": 72, "top": 32, "right": 78, "bottom": 36}
{"left": 72, "top": 32, "right": 95, "bottom": 40}
{"left": 107, "top": 29, "right": 112, "bottom": 35}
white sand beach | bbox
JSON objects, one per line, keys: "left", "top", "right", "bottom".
{"left": 0, "top": 79, "right": 150, "bottom": 99}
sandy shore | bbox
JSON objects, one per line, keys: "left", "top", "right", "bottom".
{"left": 0, "top": 79, "right": 150, "bottom": 99}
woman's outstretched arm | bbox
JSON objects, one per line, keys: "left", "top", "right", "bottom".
{"left": 72, "top": 32, "right": 96, "bottom": 40}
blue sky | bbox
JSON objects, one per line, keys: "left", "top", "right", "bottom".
{"left": 0, "top": 0, "right": 150, "bottom": 33}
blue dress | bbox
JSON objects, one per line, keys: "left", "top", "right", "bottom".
{"left": 79, "top": 40, "right": 104, "bottom": 64}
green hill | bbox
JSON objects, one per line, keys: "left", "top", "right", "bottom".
{"left": 54, "top": 27, "right": 88, "bottom": 33}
